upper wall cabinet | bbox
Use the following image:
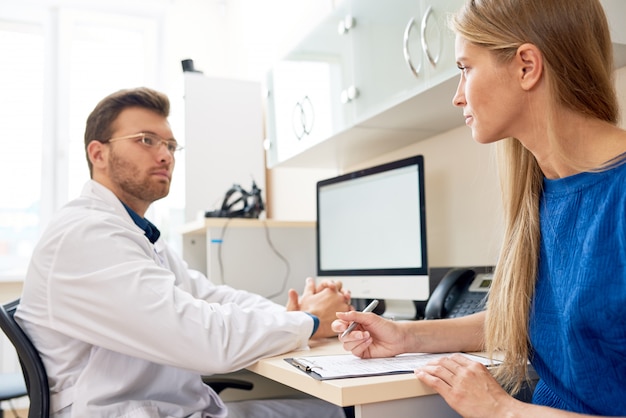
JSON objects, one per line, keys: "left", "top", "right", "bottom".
{"left": 264, "top": 0, "right": 355, "bottom": 167}
{"left": 350, "top": 0, "right": 460, "bottom": 123}
{"left": 264, "top": 0, "right": 464, "bottom": 169}
{"left": 265, "top": 0, "right": 626, "bottom": 169}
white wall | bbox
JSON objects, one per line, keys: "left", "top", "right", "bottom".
{"left": 162, "top": 0, "right": 335, "bottom": 84}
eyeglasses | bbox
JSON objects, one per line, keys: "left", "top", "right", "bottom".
{"left": 105, "top": 132, "right": 183, "bottom": 155}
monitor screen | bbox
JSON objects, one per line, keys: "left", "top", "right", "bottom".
{"left": 316, "top": 155, "right": 429, "bottom": 302}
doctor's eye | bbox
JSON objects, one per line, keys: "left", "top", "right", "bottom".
{"left": 138, "top": 134, "right": 183, "bottom": 154}
{"left": 140, "top": 134, "right": 157, "bottom": 147}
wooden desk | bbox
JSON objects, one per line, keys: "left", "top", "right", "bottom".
{"left": 247, "top": 339, "right": 462, "bottom": 418}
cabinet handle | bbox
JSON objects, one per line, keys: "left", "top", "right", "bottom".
{"left": 421, "top": 5, "right": 440, "bottom": 67}
{"left": 292, "top": 96, "right": 314, "bottom": 140}
{"left": 403, "top": 16, "right": 422, "bottom": 78}
{"left": 338, "top": 15, "right": 356, "bottom": 35}
{"left": 340, "top": 86, "right": 359, "bottom": 104}
{"left": 292, "top": 101, "right": 305, "bottom": 139}
{"left": 302, "top": 96, "right": 314, "bottom": 135}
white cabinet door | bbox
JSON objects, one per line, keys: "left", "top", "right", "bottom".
{"left": 350, "top": 0, "right": 424, "bottom": 122}
{"left": 350, "top": 0, "right": 461, "bottom": 123}
{"left": 264, "top": 1, "right": 354, "bottom": 168}
{"left": 269, "top": 60, "right": 339, "bottom": 164}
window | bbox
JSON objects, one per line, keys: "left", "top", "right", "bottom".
{"left": 0, "top": 22, "right": 44, "bottom": 278}
{"left": 0, "top": 5, "right": 171, "bottom": 280}
{"left": 58, "top": 9, "right": 159, "bottom": 201}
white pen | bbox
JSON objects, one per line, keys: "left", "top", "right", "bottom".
{"left": 340, "top": 299, "right": 379, "bottom": 339}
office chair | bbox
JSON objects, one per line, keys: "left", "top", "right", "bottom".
{"left": 0, "top": 371, "right": 27, "bottom": 418}
{"left": 0, "top": 299, "right": 49, "bottom": 418}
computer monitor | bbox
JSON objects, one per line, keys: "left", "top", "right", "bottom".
{"left": 316, "top": 155, "right": 429, "bottom": 303}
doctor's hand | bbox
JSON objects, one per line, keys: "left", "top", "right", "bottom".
{"left": 332, "top": 311, "right": 405, "bottom": 359}
{"left": 314, "top": 278, "right": 351, "bottom": 303}
{"left": 286, "top": 277, "right": 353, "bottom": 338}
{"left": 415, "top": 354, "right": 519, "bottom": 418}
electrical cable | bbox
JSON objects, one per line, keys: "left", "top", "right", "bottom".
{"left": 216, "top": 218, "right": 233, "bottom": 284}
{"left": 261, "top": 220, "right": 291, "bottom": 300}
{"left": 216, "top": 220, "right": 290, "bottom": 300}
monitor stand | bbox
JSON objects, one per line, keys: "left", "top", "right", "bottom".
{"left": 352, "top": 298, "right": 427, "bottom": 320}
{"left": 381, "top": 299, "right": 418, "bottom": 321}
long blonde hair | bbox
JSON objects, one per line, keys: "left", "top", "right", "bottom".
{"left": 452, "top": 0, "right": 618, "bottom": 393}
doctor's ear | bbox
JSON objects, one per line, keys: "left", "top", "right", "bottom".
{"left": 516, "top": 43, "right": 543, "bottom": 91}
{"left": 87, "top": 140, "right": 107, "bottom": 168}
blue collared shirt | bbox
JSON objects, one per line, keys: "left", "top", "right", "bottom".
{"left": 121, "top": 202, "right": 161, "bottom": 244}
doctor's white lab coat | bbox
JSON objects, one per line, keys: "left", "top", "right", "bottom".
{"left": 16, "top": 180, "right": 314, "bottom": 417}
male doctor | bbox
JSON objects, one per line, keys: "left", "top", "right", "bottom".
{"left": 16, "top": 87, "right": 351, "bottom": 417}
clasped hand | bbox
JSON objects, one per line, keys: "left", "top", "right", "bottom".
{"left": 286, "top": 277, "right": 352, "bottom": 338}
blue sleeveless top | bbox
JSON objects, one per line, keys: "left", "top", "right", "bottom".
{"left": 529, "top": 160, "right": 626, "bottom": 415}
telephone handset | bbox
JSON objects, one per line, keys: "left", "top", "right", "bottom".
{"left": 424, "top": 268, "right": 493, "bottom": 319}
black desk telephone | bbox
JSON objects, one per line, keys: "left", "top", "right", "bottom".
{"left": 424, "top": 268, "right": 493, "bottom": 319}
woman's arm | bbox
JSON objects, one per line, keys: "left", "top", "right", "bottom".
{"left": 333, "top": 310, "right": 486, "bottom": 358}
{"left": 417, "top": 353, "right": 611, "bottom": 418}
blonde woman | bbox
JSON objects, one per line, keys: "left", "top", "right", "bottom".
{"left": 333, "top": 0, "right": 626, "bottom": 416}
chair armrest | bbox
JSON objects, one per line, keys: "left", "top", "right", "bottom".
{"left": 201, "top": 377, "right": 254, "bottom": 394}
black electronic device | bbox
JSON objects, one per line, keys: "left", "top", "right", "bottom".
{"left": 181, "top": 58, "right": 203, "bottom": 73}
{"left": 205, "top": 180, "right": 264, "bottom": 219}
{"left": 424, "top": 267, "right": 494, "bottom": 319}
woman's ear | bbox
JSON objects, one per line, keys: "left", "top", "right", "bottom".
{"left": 516, "top": 43, "right": 543, "bottom": 91}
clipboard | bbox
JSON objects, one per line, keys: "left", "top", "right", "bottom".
{"left": 285, "top": 352, "right": 500, "bottom": 381}
{"left": 284, "top": 356, "right": 414, "bottom": 380}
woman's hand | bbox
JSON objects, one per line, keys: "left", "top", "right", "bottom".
{"left": 415, "top": 354, "right": 518, "bottom": 418}
{"left": 332, "top": 310, "right": 405, "bottom": 358}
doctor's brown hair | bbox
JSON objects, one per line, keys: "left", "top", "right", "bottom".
{"left": 84, "top": 87, "right": 170, "bottom": 176}
{"left": 452, "top": 0, "right": 618, "bottom": 394}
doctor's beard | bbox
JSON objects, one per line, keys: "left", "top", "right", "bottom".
{"left": 108, "top": 148, "right": 171, "bottom": 204}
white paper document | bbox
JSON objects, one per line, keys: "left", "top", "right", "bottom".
{"left": 285, "top": 352, "right": 500, "bottom": 380}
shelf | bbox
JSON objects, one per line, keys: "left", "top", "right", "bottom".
{"left": 180, "top": 218, "right": 315, "bottom": 236}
